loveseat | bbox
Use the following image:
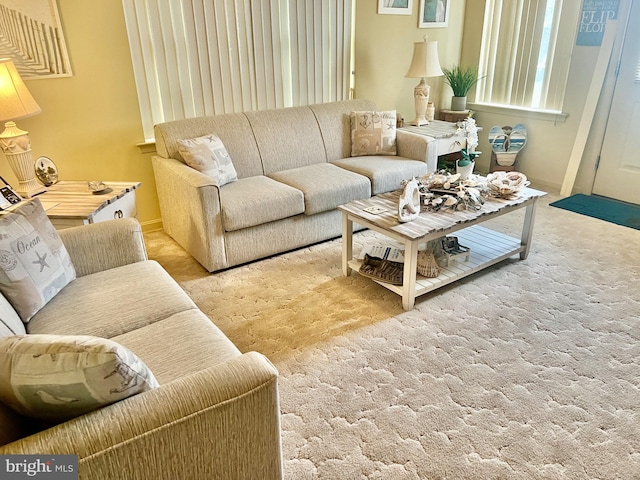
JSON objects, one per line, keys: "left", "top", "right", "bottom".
{"left": 0, "top": 216, "right": 282, "bottom": 480}
{"left": 152, "top": 99, "right": 436, "bottom": 272}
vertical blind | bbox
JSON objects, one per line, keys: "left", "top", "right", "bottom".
{"left": 122, "top": 0, "right": 354, "bottom": 141}
{"left": 476, "top": 0, "right": 580, "bottom": 112}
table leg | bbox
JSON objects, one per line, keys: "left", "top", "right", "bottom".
{"left": 520, "top": 198, "right": 539, "bottom": 260}
{"left": 342, "top": 213, "right": 353, "bottom": 276}
{"left": 402, "top": 240, "right": 418, "bottom": 310}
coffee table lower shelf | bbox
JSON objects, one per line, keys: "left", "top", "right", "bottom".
{"left": 348, "top": 225, "right": 523, "bottom": 300}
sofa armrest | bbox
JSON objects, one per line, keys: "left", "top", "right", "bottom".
{"left": 59, "top": 218, "right": 148, "bottom": 277}
{"left": 0, "top": 352, "right": 283, "bottom": 480}
{"left": 396, "top": 129, "right": 437, "bottom": 173}
{"left": 152, "top": 156, "right": 227, "bottom": 272}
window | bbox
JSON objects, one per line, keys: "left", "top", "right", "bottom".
{"left": 475, "top": 0, "right": 581, "bottom": 112}
{"left": 122, "top": 0, "right": 354, "bottom": 141}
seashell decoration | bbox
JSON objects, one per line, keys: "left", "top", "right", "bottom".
{"left": 417, "top": 250, "right": 441, "bottom": 278}
{"left": 485, "top": 171, "right": 530, "bottom": 198}
{"left": 398, "top": 177, "right": 421, "bottom": 222}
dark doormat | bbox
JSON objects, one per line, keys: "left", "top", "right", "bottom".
{"left": 550, "top": 194, "right": 640, "bottom": 230}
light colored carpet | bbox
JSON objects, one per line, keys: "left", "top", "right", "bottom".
{"left": 144, "top": 193, "right": 640, "bottom": 479}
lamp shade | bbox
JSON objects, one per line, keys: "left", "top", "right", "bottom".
{"left": 0, "top": 58, "right": 41, "bottom": 123}
{"left": 405, "top": 40, "right": 444, "bottom": 78}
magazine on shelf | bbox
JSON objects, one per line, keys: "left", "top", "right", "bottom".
{"left": 358, "top": 244, "right": 405, "bottom": 263}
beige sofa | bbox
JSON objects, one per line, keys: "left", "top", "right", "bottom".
{"left": 153, "top": 99, "right": 435, "bottom": 272}
{"left": 0, "top": 218, "right": 282, "bottom": 480}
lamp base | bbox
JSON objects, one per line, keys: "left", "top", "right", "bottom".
{"left": 410, "top": 117, "right": 429, "bottom": 127}
{"left": 410, "top": 78, "right": 430, "bottom": 127}
{"left": 0, "top": 121, "right": 46, "bottom": 198}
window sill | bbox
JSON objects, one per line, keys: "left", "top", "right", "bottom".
{"left": 468, "top": 103, "right": 568, "bottom": 124}
{"left": 137, "top": 140, "right": 157, "bottom": 154}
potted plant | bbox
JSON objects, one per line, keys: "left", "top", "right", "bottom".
{"left": 442, "top": 65, "right": 484, "bottom": 111}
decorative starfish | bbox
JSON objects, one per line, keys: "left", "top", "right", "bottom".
{"left": 33, "top": 251, "right": 50, "bottom": 272}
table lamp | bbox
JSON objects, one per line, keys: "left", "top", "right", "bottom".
{"left": 405, "top": 38, "right": 443, "bottom": 126}
{"left": 0, "top": 58, "right": 45, "bottom": 197}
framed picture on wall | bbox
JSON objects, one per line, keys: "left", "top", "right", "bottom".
{"left": 378, "top": 0, "right": 413, "bottom": 15}
{"left": 0, "top": 0, "right": 72, "bottom": 78}
{"left": 419, "top": 0, "right": 450, "bottom": 28}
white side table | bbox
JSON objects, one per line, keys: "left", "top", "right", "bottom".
{"left": 36, "top": 181, "right": 141, "bottom": 229}
{"left": 398, "top": 120, "right": 468, "bottom": 171}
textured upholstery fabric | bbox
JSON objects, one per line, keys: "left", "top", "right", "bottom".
{"left": 1, "top": 353, "right": 282, "bottom": 479}
{"left": 154, "top": 112, "right": 264, "bottom": 179}
{"left": 0, "top": 295, "right": 25, "bottom": 337}
{"left": 0, "top": 334, "right": 158, "bottom": 421}
{"left": 112, "top": 309, "right": 241, "bottom": 384}
{"left": 177, "top": 134, "right": 238, "bottom": 186}
{"left": 27, "top": 261, "right": 196, "bottom": 338}
{"left": 58, "top": 218, "right": 147, "bottom": 278}
{"left": 152, "top": 99, "right": 434, "bottom": 272}
{"left": 309, "top": 99, "right": 377, "bottom": 161}
{"left": 332, "top": 156, "right": 430, "bottom": 195}
{"left": 269, "top": 163, "right": 371, "bottom": 215}
{"left": 245, "top": 106, "right": 327, "bottom": 174}
{"left": 350, "top": 110, "right": 397, "bottom": 156}
{"left": 0, "top": 198, "right": 76, "bottom": 323}
{"left": 220, "top": 176, "right": 304, "bottom": 232}
{"left": 0, "top": 219, "right": 283, "bottom": 479}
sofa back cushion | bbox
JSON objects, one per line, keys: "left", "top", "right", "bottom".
{"left": 309, "top": 99, "right": 378, "bottom": 162}
{"left": 245, "top": 105, "right": 327, "bottom": 174}
{"left": 1, "top": 294, "right": 26, "bottom": 337}
{"left": 154, "top": 113, "right": 264, "bottom": 179}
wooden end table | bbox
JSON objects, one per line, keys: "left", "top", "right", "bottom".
{"left": 338, "top": 186, "right": 546, "bottom": 310}
{"left": 36, "top": 181, "right": 141, "bottom": 229}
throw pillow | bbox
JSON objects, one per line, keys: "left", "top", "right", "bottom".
{"left": 0, "top": 198, "right": 76, "bottom": 323}
{"left": 0, "top": 334, "right": 159, "bottom": 421}
{"left": 350, "top": 110, "right": 397, "bottom": 157}
{"left": 177, "top": 133, "right": 238, "bottom": 186}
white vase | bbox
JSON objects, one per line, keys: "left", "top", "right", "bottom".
{"left": 456, "top": 160, "right": 475, "bottom": 180}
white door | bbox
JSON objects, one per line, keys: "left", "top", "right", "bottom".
{"left": 592, "top": 1, "right": 640, "bottom": 205}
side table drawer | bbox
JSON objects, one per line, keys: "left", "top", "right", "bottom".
{"left": 437, "top": 134, "right": 466, "bottom": 156}
{"left": 91, "top": 192, "right": 137, "bottom": 223}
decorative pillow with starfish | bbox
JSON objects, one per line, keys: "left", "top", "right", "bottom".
{"left": 0, "top": 198, "right": 76, "bottom": 323}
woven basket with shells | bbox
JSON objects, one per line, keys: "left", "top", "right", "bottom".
{"left": 417, "top": 250, "right": 441, "bottom": 278}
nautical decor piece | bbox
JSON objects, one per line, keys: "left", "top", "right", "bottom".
{"left": 489, "top": 124, "right": 527, "bottom": 167}
{"left": 398, "top": 177, "right": 421, "bottom": 222}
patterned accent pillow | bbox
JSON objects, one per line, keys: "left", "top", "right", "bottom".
{"left": 0, "top": 335, "right": 159, "bottom": 421}
{"left": 350, "top": 110, "right": 397, "bottom": 157}
{"left": 177, "top": 133, "right": 238, "bottom": 186}
{"left": 0, "top": 198, "right": 76, "bottom": 323}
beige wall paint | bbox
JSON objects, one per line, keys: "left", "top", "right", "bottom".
{"left": 0, "top": 0, "right": 160, "bottom": 230}
{"left": 354, "top": 0, "right": 466, "bottom": 121}
{"left": 356, "top": 0, "right": 626, "bottom": 194}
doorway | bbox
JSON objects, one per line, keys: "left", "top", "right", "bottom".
{"left": 592, "top": 0, "right": 640, "bottom": 205}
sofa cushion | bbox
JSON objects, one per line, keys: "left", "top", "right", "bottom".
{"left": 350, "top": 110, "right": 397, "bottom": 156}
{"left": 154, "top": 112, "right": 265, "bottom": 179}
{"left": 27, "top": 260, "right": 196, "bottom": 339}
{"left": 1, "top": 294, "right": 25, "bottom": 337}
{"left": 0, "top": 198, "right": 76, "bottom": 323}
{"left": 269, "top": 163, "right": 371, "bottom": 215}
{"left": 245, "top": 106, "right": 327, "bottom": 174}
{"left": 220, "top": 176, "right": 305, "bottom": 232}
{"left": 309, "top": 99, "right": 378, "bottom": 162}
{"left": 0, "top": 334, "right": 158, "bottom": 421}
{"left": 177, "top": 134, "right": 238, "bottom": 186}
{"left": 332, "top": 156, "right": 429, "bottom": 195}
{"left": 112, "top": 310, "right": 241, "bottom": 385}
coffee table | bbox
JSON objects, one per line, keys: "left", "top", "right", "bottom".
{"left": 338, "top": 185, "right": 546, "bottom": 310}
